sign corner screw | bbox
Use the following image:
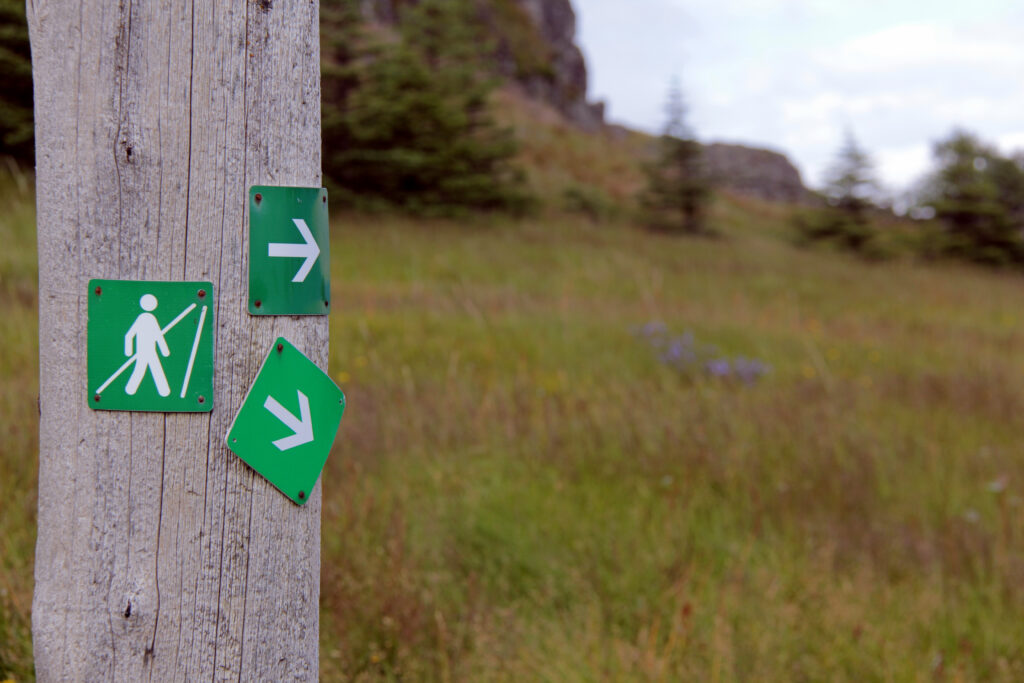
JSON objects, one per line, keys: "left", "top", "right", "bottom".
{"left": 94, "top": 286, "right": 102, "bottom": 296}
{"left": 197, "top": 395, "right": 205, "bottom": 404}
{"left": 277, "top": 343, "right": 283, "bottom": 352}
{"left": 298, "top": 491, "right": 305, "bottom": 500}
{"left": 198, "top": 289, "right": 206, "bottom": 299}
{"left": 254, "top": 193, "right": 262, "bottom": 204}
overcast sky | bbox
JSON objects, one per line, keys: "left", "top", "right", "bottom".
{"left": 573, "top": 0, "right": 1024, "bottom": 195}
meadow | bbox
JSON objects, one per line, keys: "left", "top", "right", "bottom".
{"left": 3, "top": 160, "right": 1024, "bottom": 679}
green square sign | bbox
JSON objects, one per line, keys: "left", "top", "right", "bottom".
{"left": 226, "top": 337, "right": 345, "bottom": 505}
{"left": 88, "top": 279, "right": 214, "bottom": 412}
{"left": 248, "top": 185, "right": 330, "bottom": 316}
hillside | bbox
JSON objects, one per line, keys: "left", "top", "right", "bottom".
{"left": 343, "top": 0, "right": 811, "bottom": 205}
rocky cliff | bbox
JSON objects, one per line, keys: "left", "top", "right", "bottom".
{"left": 357, "top": 0, "right": 605, "bottom": 130}
{"left": 496, "top": 0, "right": 605, "bottom": 130}
{"left": 702, "top": 143, "right": 810, "bottom": 204}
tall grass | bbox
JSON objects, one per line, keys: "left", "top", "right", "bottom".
{"left": 319, "top": 207, "right": 1024, "bottom": 679}
{"left": 3, "top": 177, "right": 1024, "bottom": 679}
{"left": 0, "top": 162, "right": 38, "bottom": 682}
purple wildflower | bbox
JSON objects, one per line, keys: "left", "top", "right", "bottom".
{"left": 705, "top": 359, "right": 731, "bottom": 377}
{"left": 634, "top": 321, "right": 769, "bottom": 386}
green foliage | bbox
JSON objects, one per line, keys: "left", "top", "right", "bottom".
{"left": 793, "top": 207, "right": 876, "bottom": 253}
{"left": 322, "top": 0, "right": 532, "bottom": 215}
{"left": 0, "top": 0, "right": 33, "bottom": 166}
{"left": 795, "top": 132, "right": 884, "bottom": 258}
{"left": 823, "top": 130, "right": 877, "bottom": 218}
{"left": 640, "top": 81, "right": 712, "bottom": 234}
{"left": 922, "top": 130, "right": 1024, "bottom": 265}
{"left": 561, "top": 183, "right": 618, "bottom": 222}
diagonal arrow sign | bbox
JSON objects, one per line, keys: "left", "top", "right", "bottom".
{"left": 263, "top": 390, "right": 314, "bottom": 451}
{"left": 268, "top": 218, "right": 321, "bottom": 283}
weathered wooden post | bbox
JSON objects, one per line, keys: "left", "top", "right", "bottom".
{"left": 28, "top": 0, "right": 325, "bottom": 678}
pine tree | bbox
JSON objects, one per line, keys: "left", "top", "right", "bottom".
{"left": 925, "top": 130, "right": 1024, "bottom": 265}
{"left": 321, "top": 0, "right": 530, "bottom": 214}
{"left": 795, "top": 130, "right": 879, "bottom": 253}
{"left": 823, "top": 131, "right": 877, "bottom": 219}
{"left": 640, "top": 80, "right": 711, "bottom": 234}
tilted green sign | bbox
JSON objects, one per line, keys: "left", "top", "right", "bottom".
{"left": 248, "top": 185, "right": 330, "bottom": 316}
{"left": 88, "top": 279, "right": 214, "bottom": 412}
{"left": 226, "top": 337, "right": 345, "bottom": 505}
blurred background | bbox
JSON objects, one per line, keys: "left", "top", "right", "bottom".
{"left": 3, "top": 0, "right": 1024, "bottom": 679}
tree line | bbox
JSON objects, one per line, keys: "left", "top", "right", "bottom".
{"left": 797, "top": 129, "right": 1024, "bottom": 266}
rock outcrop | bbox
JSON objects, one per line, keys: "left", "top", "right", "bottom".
{"left": 357, "top": 0, "right": 604, "bottom": 130}
{"left": 702, "top": 143, "right": 810, "bottom": 204}
{"left": 499, "top": 0, "right": 605, "bottom": 130}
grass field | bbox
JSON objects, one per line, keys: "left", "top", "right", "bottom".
{"left": 3, "top": 166, "right": 1024, "bottom": 679}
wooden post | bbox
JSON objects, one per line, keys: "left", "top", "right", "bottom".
{"left": 28, "top": 0, "right": 324, "bottom": 678}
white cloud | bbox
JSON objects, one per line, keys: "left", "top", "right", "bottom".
{"left": 996, "top": 133, "right": 1024, "bottom": 155}
{"left": 875, "top": 144, "right": 932, "bottom": 188}
{"left": 574, "top": 0, "right": 1024, "bottom": 191}
{"left": 823, "top": 23, "right": 1021, "bottom": 72}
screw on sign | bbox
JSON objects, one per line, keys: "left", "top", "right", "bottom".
{"left": 88, "top": 280, "right": 214, "bottom": 412}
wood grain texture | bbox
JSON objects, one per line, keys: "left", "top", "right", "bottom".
{"left": 28, "top": 0, "right": 324, "bottom": 679}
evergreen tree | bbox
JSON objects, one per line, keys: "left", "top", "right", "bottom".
{"left": 795, "top": 130, "right": 879, "bottom": 253}
{"left": 924, "top": 130, "right": 1024, "bottom": 265}
{"left": 321, "top": 0, "right": 530, "bottom": 214}
{"left": 640, "top": 80, "right": 711, "bottom": 234}
{"left": 823, "top": 131, "right": 877, "bottom": 219}
{"left": 0, "top": 0, "right": 33, "bottom": 166}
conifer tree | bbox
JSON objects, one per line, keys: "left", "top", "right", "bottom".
{"left": 640, "top": 80, "right": 711, "bottom": 234}
{"left": 924, "top": 130, "right": 1024, "bottom": 265}
{"left": 795, "top": 130, "right": 879, "bottom": 253}
{"left": 321, "top": 0, "right": 529, "bottom": 214}
{"left": 824, "top": 131, "right": 877, "bottom": 219}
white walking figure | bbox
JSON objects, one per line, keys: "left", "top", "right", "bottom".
{"left": 124, "top": 293, "right": 171, "bottom": 396}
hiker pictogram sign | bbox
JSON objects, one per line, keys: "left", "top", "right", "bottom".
{"left": 88, "top": 280, "right": 214, "bottom": 412}
{"left": 248, "top": 185, "right": 330, "bottom": 316}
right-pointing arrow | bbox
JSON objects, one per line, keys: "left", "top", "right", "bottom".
{"left": 264, "top": 390, "right": 314, "bottom": 451}
{"left": 268, "top": 218, "right": 321, "bottom": 283}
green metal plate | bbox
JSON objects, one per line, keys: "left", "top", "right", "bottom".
{"left": 88, "top": 279, "right": 214, "bottom": 412}
{"left": 225, "top": 337, "right": 345, "bottom": 505}
{"left": 248, "top": 185, "right": 330, "bottom": 316}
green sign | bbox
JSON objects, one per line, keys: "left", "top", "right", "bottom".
{"left": 248, "top": 185, "right": 330, "bottom": 316}
{"left": 88, "top": 279, "right": 214, "bottom": 412}
{"left": 225, "top": 337, "right": 345, "bottom": 505}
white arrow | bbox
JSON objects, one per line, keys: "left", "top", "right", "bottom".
{"left": 268, "top": 218, "right": 320, "bottom": 283}
{"left": 263, "top": 390, "right": 314, "bottom": 451}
